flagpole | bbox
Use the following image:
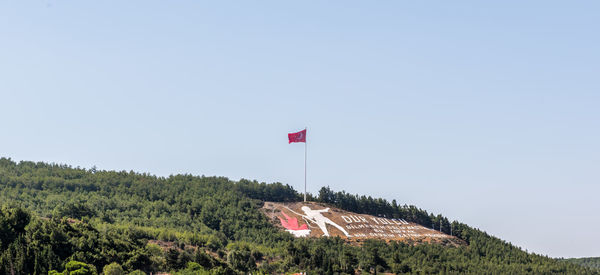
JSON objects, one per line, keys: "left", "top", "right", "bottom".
{"left": 304, "top": 127, "right": 307, "bottom": 202}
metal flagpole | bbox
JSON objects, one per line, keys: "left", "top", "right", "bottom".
{"left": 304, "top": 127, "right": 307, "bottom": 202}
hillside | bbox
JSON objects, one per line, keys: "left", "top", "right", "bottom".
{"left": 0, "top": 157, "right": 596, "bottom": 274}
{"left": 262, "top": 201, "right": 463, "bottom": 246}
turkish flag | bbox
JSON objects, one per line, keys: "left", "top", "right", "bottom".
{"left": 288, "top": 129, "right": 306, "bottom": 143}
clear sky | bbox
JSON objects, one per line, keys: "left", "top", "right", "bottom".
{"left": 1, "top": 1, "right": 599, "bottom": 258}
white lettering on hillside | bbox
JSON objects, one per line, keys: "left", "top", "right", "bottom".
{"left": 270, "top": 203, "right": 452, "bottom": 240}
{"left": 338, "top": 215, "right": 446, "bottom": 239}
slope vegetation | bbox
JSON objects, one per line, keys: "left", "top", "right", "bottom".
{"left": 0, "top": 158, "right": 595, "bottom": 274}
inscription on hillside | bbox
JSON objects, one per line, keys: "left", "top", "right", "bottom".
{"left": 262, "top": 202, "right": 460, "bottom": 244}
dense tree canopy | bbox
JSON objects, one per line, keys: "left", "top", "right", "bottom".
{"left": 0, "top": 158, "right": 595, "bottom": 274}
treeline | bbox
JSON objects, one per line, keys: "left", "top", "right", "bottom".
{"left": 315, "top": 186, "right": 452, "bottom": 234}
{"left": 0, "top": 157, "right": 596, "bottom": 274}
{"left": 232, "top": 183, "right": 452, "bottom": 234}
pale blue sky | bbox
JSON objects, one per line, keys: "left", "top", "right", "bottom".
{"left": 1, "top": 1, "right": 599, "bottom": 258}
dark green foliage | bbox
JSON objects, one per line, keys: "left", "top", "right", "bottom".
{"left": 54, "top": 202, "right": 96, "bottom": 220}
{"left": 316, "top": 186, "right": 451, "bottom": 234}
{"left": 234, "top": 179, "right": 301, "bottom": 202}
{"left": 0, "top": 157, "right": 596, "bottom": 274}
{"left": 102, "top": 262, "right": 124, "bottom": 275}
{"left": 49, "top": 260, "right": 98, "bottom": 275}
{"left": 226, "top": 249, "right": 255, "bottom": 272}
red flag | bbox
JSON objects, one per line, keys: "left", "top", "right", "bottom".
{"left": 288, "top": 129, "right": 306, "bottom": 143}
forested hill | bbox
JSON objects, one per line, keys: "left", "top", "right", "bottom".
{"left": 0, "top": 158, "right": 595, "bottom": 274}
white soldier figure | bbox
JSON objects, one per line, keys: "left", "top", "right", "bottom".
{"left": 301, "top": 206, "right": 351, "bottom": 237}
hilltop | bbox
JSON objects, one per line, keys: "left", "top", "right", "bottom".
{"left": 0, "top": 157, "right": 596, "bottom": 274}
